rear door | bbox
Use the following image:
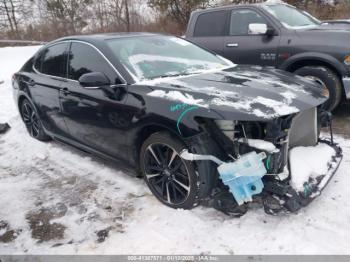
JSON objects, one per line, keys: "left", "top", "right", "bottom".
{"left": 187, "top": 10, "right": 229, "bottom": 56}
{"left": 31, "top": 42, "right": 70, "bottom": 136}
{"left": 223, "top": 8, "right": 280, "bottom": 66}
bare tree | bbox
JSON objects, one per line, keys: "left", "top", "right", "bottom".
{"left": 44, "top": 0, "right": 92, "bottom": 35}
{"left": 148, "top": 0, "right": 212, "bottom": 29}
{"left": 0, "top": 0, "right": 21, "bottom": 38}
{"left": 124, "top": 0, "right": 130, "bottom": 32}
{"left": 93, "top": 1, "right": 109, "bottom": 30}
{"left": 107, "top": 0, "right": 132, "bottom": 32}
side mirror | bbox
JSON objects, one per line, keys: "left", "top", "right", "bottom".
{"left": 248, "top": 23, "right": 275, "bottom": 36}
{"left": 79, "top": 72, "right": 110, "bottom": 89}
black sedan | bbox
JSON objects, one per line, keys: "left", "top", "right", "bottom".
{"left": 12, "top": 33, "right": 342, "bottom": 216}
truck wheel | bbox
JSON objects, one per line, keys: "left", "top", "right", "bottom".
{"left": 294, "top": 66, "right": 342, "bottom": 111}
{"left": 140, "top": 132, "right": 203, "bottom": 209}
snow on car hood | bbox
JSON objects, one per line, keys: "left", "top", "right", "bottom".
{"left": 142, "top": 65, "right": 327, "bottom": 120}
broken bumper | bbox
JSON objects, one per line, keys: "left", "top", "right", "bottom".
{"left": 182, "top": 137, "right": 343, "bottom": 216}
{"left": 263, "top": 140, "right": 343, "bottom": 214}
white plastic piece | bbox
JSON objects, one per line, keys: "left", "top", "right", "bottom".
{"left": 238, "top": 138, "right": 278, "bottom": 153}
{"left": 180, "top": 150, "right": 266, "bottom": 166}
{"left": 180, "top": 150, "right": 224, "bottom": 165}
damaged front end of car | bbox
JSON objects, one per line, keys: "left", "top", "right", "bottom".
{"left": 180, "top": 107, "right": 343, "bottom": 216}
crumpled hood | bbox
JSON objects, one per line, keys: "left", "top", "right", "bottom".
{"left": 142, "top": 65, "right": 327, "bottom": 121}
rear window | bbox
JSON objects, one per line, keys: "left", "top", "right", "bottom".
{"left": 21, "top": 57, "right": 34, "bottom": 72}
{"left": 194, "top": 11, "right": 228, "bottom": 37}
{"left": 35, "top": 43, "right": 68, "bottom": 77}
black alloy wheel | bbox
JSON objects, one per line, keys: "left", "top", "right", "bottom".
{"left": 140, "top": 132, "right": 199, "bottom": 209}
{"left": 144, "top": 143, "right": 191, "bottom": 205}
{"left": 20, "top": 99, "right": 50, "bottom": 141}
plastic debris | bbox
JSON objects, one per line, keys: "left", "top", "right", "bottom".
{"left": 0, "top": 123, "right": 10, "bottom": 134}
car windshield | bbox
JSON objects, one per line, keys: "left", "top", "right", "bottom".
{"left": 106, "top": 35, "right": 233, "bottom": 81}
{"left": 263, "top": 4, "right": 321, "bottom": 29}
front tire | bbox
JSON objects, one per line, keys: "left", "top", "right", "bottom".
{"left": 140, "top": 132, "right": 200, "bottom": 209}
{"left": 294, "top": 66, "right": 342, "bottom": 111}
{"left": 20, "top": 99, "right": 50, "bottom": 141}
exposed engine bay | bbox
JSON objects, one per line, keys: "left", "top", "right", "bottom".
{"left": 181, "top": 108, "right": 343, "bottom": 217}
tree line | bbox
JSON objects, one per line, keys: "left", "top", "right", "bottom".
{"left": 0, "top": 0, "right": 349, "bottom": 41}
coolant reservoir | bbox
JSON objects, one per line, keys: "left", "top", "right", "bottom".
{"left": 215, "top": 120, "right": 235, "bottom": 141}
{"left": 217, "top": 152, "right": 267, "bottom": 205}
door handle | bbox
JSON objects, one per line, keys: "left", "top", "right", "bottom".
{"left": 226, "top": 43, "right": 239, "bottom": 47}
{"left": 60, "top": 87, "right": 71, "bottom": 96}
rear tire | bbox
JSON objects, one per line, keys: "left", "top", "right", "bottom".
{"left": 140, "top": 132, "right": 202, "bottom": 209}
{"left": 294, "top": 66, "right": 342, "bottom": 111}
{"left": 20, "top": 98, "right": 50, "bottom": 141}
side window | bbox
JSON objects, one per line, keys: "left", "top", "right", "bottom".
{"left": 35, "top": 43, "right": 68, "bottom": 77}
{"left": 68, "top": 42, "right": 116, "bottom": 82}
{"left": 194, "top": 11, "right": 228, "bottom": 37}
{"left": 22, "top": 57, "right": 35, "bottom": 72}
{"left": 230, "top": 9, "right": 267, "bottom": 36}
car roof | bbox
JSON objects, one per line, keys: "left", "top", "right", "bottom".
{"left": 191, "top": 2, "right": 286, "bottom": 15}
{"left": 50, "top": 32, "right": 159, "bottom": 45}
{"left": 41, "top": 32, "right": 167, "bottom": 84}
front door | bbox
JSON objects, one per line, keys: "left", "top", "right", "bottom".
{"left": 223, "top": 8, "right": 280, "bottom": 67}
{"left": 60, "top": 42, "right": 129, "bottom": 160}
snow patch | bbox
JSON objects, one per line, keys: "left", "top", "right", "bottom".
{"left": 209, "top": 95, "right": 299, "bottom": 118}
{"left": 289, "top": 143, "right": 336, "bottom": 192}
{"left": 147, "top": 90, "right": 207, "bottom": 107}
{"left": 281, "top": 91, "right": 298, "bottom": 104}
{"left": 253, "top": 96, "right": 299, "bottom": 116}
{"left": 210, "top": 96, "right": 250, "bottom": 111}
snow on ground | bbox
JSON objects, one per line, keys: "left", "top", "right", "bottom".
{"left": 1, "top": 46, "right": 350, "bottom": 254}
{"left": 0, "top": 45, "right": 41, "bottom": 123}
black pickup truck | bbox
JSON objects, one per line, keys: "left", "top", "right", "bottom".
{"left": 185, "top": 2, "right": 350, "bottom": 110}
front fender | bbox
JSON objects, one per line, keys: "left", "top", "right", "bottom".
{"left": 127, "top": 85, "right": 224, "bottom": 138}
